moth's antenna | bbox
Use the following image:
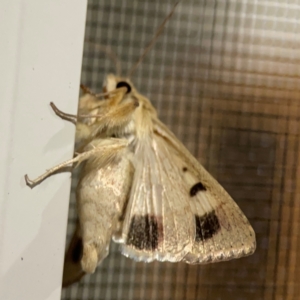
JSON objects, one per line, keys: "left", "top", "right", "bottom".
{"left": 85, "top": 41, "right": 122, "bottom": 76}
{"left": 127, "top": 2, "right": 179, "bottom": 78}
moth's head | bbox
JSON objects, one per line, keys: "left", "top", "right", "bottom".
{"left": 79, "top": 75, "right": 136, "bottom": 118}
{"left": 103, "top": 74, "right": 135, "bottom": 94}
{"left": 103, "top": 74, "right": 157, "bottom": 117}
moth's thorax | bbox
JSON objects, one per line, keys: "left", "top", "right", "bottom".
{"left": 103, "top": 74, "right": 157, "bottom": 140}
{"left": 133, "top": 99, "right": 155, "bottom": 139}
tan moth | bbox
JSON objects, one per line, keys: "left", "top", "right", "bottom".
{"left": 25, "top": 3, "right": 256, "bottom": 287}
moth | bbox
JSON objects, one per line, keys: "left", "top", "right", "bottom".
{"left": 25, "top": 4, "right": 256, "bottom": 287}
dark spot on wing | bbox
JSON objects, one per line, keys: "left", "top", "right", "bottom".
{"left": 116, "top": 81, "right": 131, "bottom": 94}
{"left": 182, "top": 167, "right": 188, "bottom": 172}
{"left": 195, "top": 211, "right": 221, "bottom": 242}
{"left": 71, "top": 237, "right": 83, "bottom": 263}
{"left": 127, "top": 215, "right": 159, "bottom": 250}
{"left": 190, "top": 182, "right": 207, "bottom": 196}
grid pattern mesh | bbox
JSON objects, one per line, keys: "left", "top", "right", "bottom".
{"left": 62, "top": 0, "right": 300, "bottom": 299}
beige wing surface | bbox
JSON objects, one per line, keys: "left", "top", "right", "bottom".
{"left": 120, "top": 119, "right": 256, "bottom": 263}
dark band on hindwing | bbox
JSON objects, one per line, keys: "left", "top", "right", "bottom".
{"left": 195, "top": 210, "right": 220, "bottom": 241}
{"left": 127, "top": 215, "right": 159, "bottom": 250}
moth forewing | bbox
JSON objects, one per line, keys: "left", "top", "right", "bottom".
{"left": 153, "top": 118, "right": 256, "bottom": 263}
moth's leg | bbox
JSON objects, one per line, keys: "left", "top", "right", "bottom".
{"left": 52, "top": 86, "right": 128, "bottom": 126}
{"left": 25, "top": 139, "right": 127, "bottom": 188}
{"left": 80, "top": 84, "right": 95, "bottom": 95}
{"left": 50, "top": 94, "right": 100, "bottom": 125}
{"left": 50, "top": 102, "right": 95, "bottom": 147}
{"left": 50, "top": 102, "right": 77, "bottom": 125}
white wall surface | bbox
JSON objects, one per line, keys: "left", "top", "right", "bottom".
{"left": 0, "top": 1, "right": 87, "bottom": 299}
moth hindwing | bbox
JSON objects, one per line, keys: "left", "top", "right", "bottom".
{"left": 25, "top": 74, "right": 256, "bottom": 278}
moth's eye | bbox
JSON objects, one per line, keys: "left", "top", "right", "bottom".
{"left": 116, "top": 81, "right": 132, "bottom": 94}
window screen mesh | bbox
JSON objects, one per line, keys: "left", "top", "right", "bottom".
{"left": 62, "top": 0, "right": 300, "bottom": 299}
